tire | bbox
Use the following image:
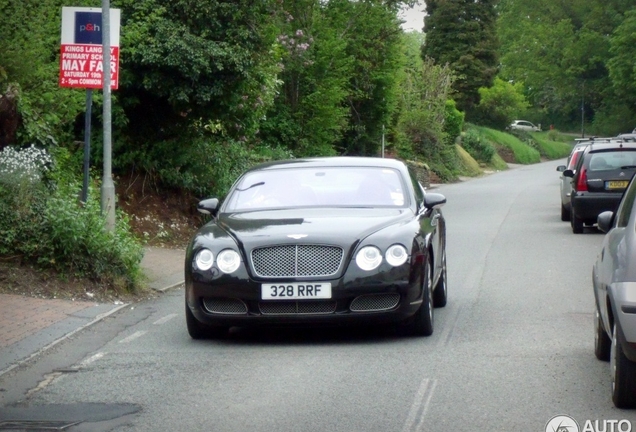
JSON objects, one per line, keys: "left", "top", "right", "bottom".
{"left": 405, "top": 255, "right": 434, "bottom": 336}
{"left": 561, "top": 204, "right": 570, "bottom": 222}
{"left": 433, "top": 251, "right": 447, "bottom": 308}
{"left": 594, "top": 309, "right": 611, "bottom": 361}
{"left": 185, "top": 302, "right": 228, "bottom": 339}
{"left": 571, "top": 210, "right": 584, "bottom": 234}
{"left": 611, "top": 322, "right": 636, "bottom": 408}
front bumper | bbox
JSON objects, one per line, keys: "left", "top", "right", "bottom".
{"left": 185, "top": 273, "right": 423, "bottom": 328}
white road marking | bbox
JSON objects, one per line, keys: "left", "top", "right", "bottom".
{"left": 402, "top": 378, "right": 437, "bottom": 432}
{"left": 153, "top": 313, "right": 178, "bottom": 325}
{"left": 79, "top": 352, "right": 106, "bottom": 367}
{"left": 118, "top": 330, "right": 147, "bottom": 344}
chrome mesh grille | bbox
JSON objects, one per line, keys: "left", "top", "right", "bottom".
{"left": 251, "top": 245, "right": 343, "bottom": 278}
{"left": 202, "top": 298, "right": 248, "bottom": 315}
{"left": 349, "top": 293, "right": 400, "bottom": 312}
{"left": 259, "top": 301, "right": 337, "bottom": 315}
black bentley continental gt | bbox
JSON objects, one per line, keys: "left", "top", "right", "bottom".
{"left": 184, "top": 157, "right": 448, "bottom": 338}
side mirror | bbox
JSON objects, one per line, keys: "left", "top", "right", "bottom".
{"left": 556, "top": 165, "right": 566, "bottom": 172}
{"left": 597, "top": 211, "right": 614, "bottom": 233}
{"left": 424, "top": 192, "right": 446, "bottom": 210}
{"left": 197, "top": 198, "right": 220, "bottom": 216}
{"left": 563, "top": 169, "right": 575, "bottom": 178}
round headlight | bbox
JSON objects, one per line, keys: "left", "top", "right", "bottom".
{"left": 386, "top": 244, "right": 408, "bottom": 267}
{"left": 217, "top": 249, "right": 241, "bottom": 274}
{"left": 195, "top": 249, "right": 214, "bottom": 271}
{"left": 356, "top": 246, "right": 382, "bottom": 271}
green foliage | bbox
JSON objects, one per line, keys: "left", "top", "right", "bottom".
{"left": 473, "top": 126, "right": 541, "bottom": 164}
{"left": 497, "top": 0, "right": 636, "bottom": 133}
{"left": 0, "top": 0, "right": 89, "bottom": 147}
{"left": 473, "top": 77, "right": 530, "bottom": 129}
{"left": 0, "top": 146, "right": 143, "bottom": 290}
{"left": 443, "top": 100, "right": 464, "bottom": 146}
{"left": 422, "top": 0, "right": 499, "bottom": 112}
{"left": 455, "top": 144, "right": 482, "bottom": 177}
{"left": 336, "top": 0, "right": 405, "bottom": 156}
{"left": 609, "top": 10, "right": 636, "bottom": 101}
{"left": 460, "top": 128, "right": 496, "bottom": 163}
{"left": 532, "top": 135, "right": 573, "bottom": 159}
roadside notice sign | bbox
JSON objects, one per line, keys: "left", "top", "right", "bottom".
{"left": 59, "top": 7, "right": 121, "bottom": 89}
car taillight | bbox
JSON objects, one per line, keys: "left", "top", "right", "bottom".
{"left": 568, "top": 152, "right": 580, "bottom": 169}
{"left": 576, "top": 167, "right": 588, "bottom": 192}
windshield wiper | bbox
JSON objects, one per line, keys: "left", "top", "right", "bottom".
{"left": 236, "top": 182, "right": 264, "bottom": 191}
{"left": 620, "top": 165, "right": 636, "bottom": 169}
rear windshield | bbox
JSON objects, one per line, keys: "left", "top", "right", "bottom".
{"left": 587, "top": 151, "right": 636, "bottom": 172}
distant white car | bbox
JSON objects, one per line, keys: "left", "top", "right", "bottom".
{"left": 508, "top": 120, "right": 541, "bottom": 132}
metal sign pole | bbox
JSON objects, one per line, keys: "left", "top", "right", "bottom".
{"left": 101, "top": 0, "right": 115, "bottom": 231}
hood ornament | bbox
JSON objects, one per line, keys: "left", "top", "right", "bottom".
{"left": 287, "top": 234, "right": 308, "bottom": 239}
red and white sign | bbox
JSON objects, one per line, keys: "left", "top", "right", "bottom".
{"left": 59, "top": 7, "right": 121, "bottom": 89}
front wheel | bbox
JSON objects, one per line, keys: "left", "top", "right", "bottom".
{"left": 405, "top": 256, "right": 434, "bottom": 336}
{"left": 611, "top": 322, "right": 636, "bottom": 408}
{"left": 186, "top": 302, "right": 228, "bottom": 339}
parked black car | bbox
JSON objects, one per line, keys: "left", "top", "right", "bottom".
{"left": 593, "top": 174, "right": 636, "bottom": 407}
{"left": 185, "top": 157, "right": 448, "bottom": 338}
{"left": 563, "top": 139, "right": 636, "bottom": 233}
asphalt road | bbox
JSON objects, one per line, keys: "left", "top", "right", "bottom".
{"left": 3, "top": 160, "right": 636, "bottom": 431}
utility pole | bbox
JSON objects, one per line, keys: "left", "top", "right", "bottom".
{"left": 101, "top": 0, "right": 115, "bottom": 231}
{"left": 581, "top": 81, "right": 585, "bottom": 138}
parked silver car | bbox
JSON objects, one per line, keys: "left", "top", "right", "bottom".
{"left": 508, "top": 120, "right": 541, "bottom": 132}
{"left": 593, "top": 173, "right": 636, "bottom": 407}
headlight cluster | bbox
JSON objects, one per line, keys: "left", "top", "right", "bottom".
{"left": 355, "top": 244, "right": 408, "bottom": 271}
{"left": 194, "top": 248, "right": 241, "bottom": 274}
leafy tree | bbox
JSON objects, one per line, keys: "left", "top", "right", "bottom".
{"left": 0, "top": 0, "right": 90, "bottom": 146}
{"left": 336, "top": 0, "right": 404, "bottom": 156}
{"left": 421, "top": 0, "right": 499, "bottom": 113}
{"left": 259, "top": 0, "right": 351, "bottom": 157}
{"left": 497, "top": 0, "right": 636, "bottom": 133}
{"left": 473, "top": 77, "right": 529, "bottom": 129}
{"left": 114, "top": 0, "right": 282, "bottom": 142}
{"left": 397, "top": 33, "right": 458, "bottom": 180}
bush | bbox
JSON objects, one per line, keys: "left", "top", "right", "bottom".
{"left": 443, "top": 100, "right": 464, "bottom": 146}
{"left": 461, "top": 129, "right": 496, "bottom": 163}
{"left": 0, "top": 145, "right": 144, "bottom": 291}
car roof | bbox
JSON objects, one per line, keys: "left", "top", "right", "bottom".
{"left": 244, "top": 156, "right": 409, "bottom": 173}
{"left": 586, "top": 140, "right": 636, "bottom": 152}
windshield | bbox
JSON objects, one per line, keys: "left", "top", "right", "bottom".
{"left": 225, "top": 166, "right": 407, "bottom": 211}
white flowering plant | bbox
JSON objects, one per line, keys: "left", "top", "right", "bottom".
{"left": 0, "top": 144, "right": 52, "bottom": 184}
{"left": 0, "top": 144, "right": 144, "bottom": 291}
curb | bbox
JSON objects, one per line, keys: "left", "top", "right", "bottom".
{"left": 0, "top": 302, "right": 129, "bottom": 379}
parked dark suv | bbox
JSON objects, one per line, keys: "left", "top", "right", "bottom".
{"left": 564, "top": 138, "right": 636, "bottom": 233}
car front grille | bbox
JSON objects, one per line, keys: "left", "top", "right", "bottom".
{"left": 259, "top": 301, "right": 337, "bottom": 315}
{"left": 202, "top": 297, "right": 248, "bottom": 315}
{"left": 251, "top": 245, "right": 343, "bottom": 278}
{"left": 349, "top": 293, "right": 400, "bottom": 312}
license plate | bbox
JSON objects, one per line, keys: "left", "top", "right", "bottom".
{"left": 606, "top": 181, "right": 629, "bottom": 190}
{"left": 261, "top": 283, "right": 332, "bottom": 300}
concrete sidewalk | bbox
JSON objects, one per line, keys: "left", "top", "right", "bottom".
{"left": 0, "top": 247, "right": 185, "bottom": 378}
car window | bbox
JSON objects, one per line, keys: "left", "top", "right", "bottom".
{"left": 225, "top": 166, "right": 408, "bottom": 210}
{"left": 617, "top": 177, "right": 636, "bottom": 228}
{"left": 588, "top": 151, "right": 636, "bottom": 172}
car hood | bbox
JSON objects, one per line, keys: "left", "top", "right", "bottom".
{"left": 214, "top": 207, "right": 413, "bottom": 250}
